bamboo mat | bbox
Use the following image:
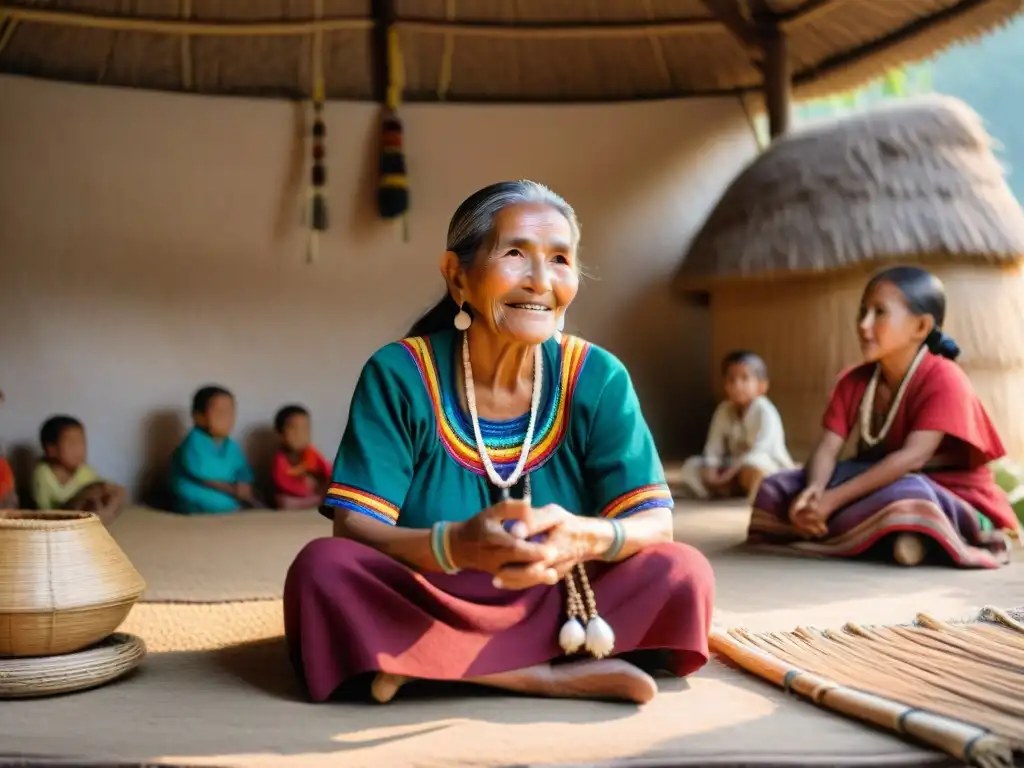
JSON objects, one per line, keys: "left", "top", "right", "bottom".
{"left": 713, "top": 607, "right": 1024, "bottom": 768}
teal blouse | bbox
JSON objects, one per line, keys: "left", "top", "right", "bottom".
{"left": 321, "top": 329, "right": 672, "bottom": 529}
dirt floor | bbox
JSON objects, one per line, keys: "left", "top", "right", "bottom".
{"left": 1, "top": 503, "right": 1019, "bottom": 768}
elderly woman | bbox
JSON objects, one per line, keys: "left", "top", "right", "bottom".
{"left": 284, "top": 181, "right": 715, "bottom": 705}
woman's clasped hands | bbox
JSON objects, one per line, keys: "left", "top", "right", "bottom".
{"left": 445, "top": 499, "right": 601, "bottom": 590}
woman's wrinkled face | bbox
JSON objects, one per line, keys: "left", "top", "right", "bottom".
{"left": 454, "top": 203, "right": 579, "bottom": 345}
{"left": 857, "top": 280, "right": 930, "bottom": 363}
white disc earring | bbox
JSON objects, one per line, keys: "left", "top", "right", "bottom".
{"left": 454, "top": 303, "right": 472, "bottom": 331}
{"left": 557, "top": 312, "right": 566, "bottom": 332}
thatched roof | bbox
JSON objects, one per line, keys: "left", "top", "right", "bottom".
{"left": 674, "top": 95, "right": 1024, "bottom": 292}
{"left": 0, "top": 0, "right": 1021, "bottom": 103}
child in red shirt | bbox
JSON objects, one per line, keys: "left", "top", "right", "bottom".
{"left": 0, "top": 457, "right": 16, "bottom": 508}
{"left": 272, "top": 404, "right": 330, "bottom": 510}
{"left": 1, "top": 389, "right": 15, "bottom": 508}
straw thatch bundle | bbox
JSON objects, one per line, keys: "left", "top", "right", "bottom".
{"left": 675, "top": 96, "right": 1024, "bottom": 461}
{"left": 0, "top": 0, "right": 1020, "bottom": 102}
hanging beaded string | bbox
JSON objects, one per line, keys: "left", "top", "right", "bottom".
{"left": 461, "top": 330, "right": 617, "bottom": 660}
{"left": 859, "top": 344, "right": 928, "bottom": 447}
{"left": 377, "top": 19, "right": 410, "bottom": 239}
{"left": 306, "top": 0, "right": 327, "bottom": 264}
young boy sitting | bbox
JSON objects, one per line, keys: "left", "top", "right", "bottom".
{"left": 169, "top": 385, "right": 258, "bottom": 514}
{"left": 0, "top": 457, "right": 15, "bottom": 508}
{"left": 1, "top": 389, "right": 17, "bottom": 508}
{"left": 271, "top": 404, "right": 330, "bottom": 510}
{"left": 32, "top": 415, "right": 125, "bottom": 524}
{"left": 0, "top": 393, "right": 16, "bottom": 507}
{"left": 668, "top": 350, "right": 794, "bottom": 501}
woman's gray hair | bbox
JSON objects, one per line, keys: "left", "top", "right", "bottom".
{"left": 408, "top": 180, "right": 581, "bottom": 337}
{"left": 446, "top": 180, "right": 580, "bottom": 267}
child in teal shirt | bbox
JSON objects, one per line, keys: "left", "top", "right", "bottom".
{"left": 170, "top": 385, "right": 257, "bottom": 514}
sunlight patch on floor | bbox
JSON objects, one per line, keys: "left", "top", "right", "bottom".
{"left": 155, "top": 678, "right": 776, "bottom": 768}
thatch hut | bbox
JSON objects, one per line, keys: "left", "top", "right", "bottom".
{"left": 673, "top": 95, "right": 1024, "bottom": 461}
{"left": 0, "top": 1, "right": 1020, "bottom": 108}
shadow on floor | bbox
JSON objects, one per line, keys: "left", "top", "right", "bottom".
{"left": 206, "top": 635, "right": 644, "bottom": 755}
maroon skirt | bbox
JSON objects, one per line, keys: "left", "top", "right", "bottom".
{"left": 283, "top": 538, "right": 715, "bottom": 702}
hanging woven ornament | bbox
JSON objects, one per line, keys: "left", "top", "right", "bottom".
{"left": 378, "top": 25, "right": 409, "bottom": 237}
{"left": 306, "top": 23, "right": 328, "bottom": 264}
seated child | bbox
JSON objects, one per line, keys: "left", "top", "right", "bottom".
{"left": 670, "top": 350, "right": 794, "bottom": 501}
{"left": 1, "top": 390, "right": 16, "bottom": 508}
{"left": 271, "top": 404, "right": 330, "bottom": 510}
{"left": 0, "top": 456, "right": 16, "bottom": 508}
{"left": 749, "top": 266, "right": 1018, "bottom": 568}
{"left": 32, "top": 415, "right": 125, "bottom": 525}
{"left": 169, "top": 385, "right": 258, "bottom": 514}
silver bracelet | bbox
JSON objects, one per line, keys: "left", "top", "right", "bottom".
{"left": 601, "top": 518, "right": 626, "bottom": 561}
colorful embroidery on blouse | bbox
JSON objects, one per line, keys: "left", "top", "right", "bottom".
{"left": 324, "top": 483, "right": 400, "bottom": 526}
{"left": 600, "top": 484, "right": 673, "bottom": 519}
{"left": 400, "top": 334, "right": 590, "bottom": 479}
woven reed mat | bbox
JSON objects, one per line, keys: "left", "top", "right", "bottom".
{"left": 109, "top": 503, "right": 1023, "bottom": 611}
{"left": 108, "top": 507, "right": 327, "bottom": 602}
{"left": 0, "top": 601, "right": 949, "bottom": 768}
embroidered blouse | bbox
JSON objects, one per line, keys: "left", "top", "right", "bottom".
{"left": 823, "top": 351, "right": 1017, "bottom": 531}
{"left": 321, "top": 329, "right": 673, "bottom": 529}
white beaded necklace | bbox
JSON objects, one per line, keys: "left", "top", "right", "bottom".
{"left": 461, "top": 331, "right": 543, "bottom": 489}
{"left": 462, "top": 331, "right": 615, "bottom": 659}
{"left": 859, "top": 345, "right": 928, "bottom": 448}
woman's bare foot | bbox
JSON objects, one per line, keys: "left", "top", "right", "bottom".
{"left": 371, "top": 659, "right": 658, "bottom": 705}
{"left": 893, "top": 533, "right": 926, "bottom": 567}
{"left": 468, "top": 658, "right": 657, "bottom": 704}
{"left": 371, "top": 672, "right": 411, "bottom": 703}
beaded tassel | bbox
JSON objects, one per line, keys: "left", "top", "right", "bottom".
{"left": 561, "top": 564, "right": 615, "bottom": 659}
{"left": 378, "top": 27, "right": 409, "bottom": 234}
{"left": 504, "top": 477, "right": 614, "bottom": 659}
{"left": 306, "top": 67, "right": 328, "bottom": 263}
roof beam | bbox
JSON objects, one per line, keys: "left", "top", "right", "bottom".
{"left": 0, "top": 5, "right": 733, "bottom": 39}
{"left": 370, "top": 0, "right": 392, "bottom": 104}
{"left": 0, "top": 5, "right": 371, "bottom": 35}
{"left": 778, "top": 0, "right": 844, "bottom": 27}
{"left": 0, "top": 16, "right": 18, "bottom": 57}
{"left": 699, "top": 0, "right": 761, "bottom": 50}
{"left": 398, "top": 17, "right": 722, "bottom": 39}
{"left": 748, "top": 0, "right": 792, "bottom": 140}
{"left": 179, "top": 0, "right": 191, "bottom": 90}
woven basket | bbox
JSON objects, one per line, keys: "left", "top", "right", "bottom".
{"left": 0, "top": 511, "right": 147, "bottom": 657}
{"left": 0, "top": 631, "right": 147, "bottom": 698}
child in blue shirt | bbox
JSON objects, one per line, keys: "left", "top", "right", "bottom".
{"left": 170, "top": 385, "right": 257, "bottom": 514}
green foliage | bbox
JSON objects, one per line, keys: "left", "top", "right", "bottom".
{"left": 808, "top": 63, "right": 934, "bottom": 117}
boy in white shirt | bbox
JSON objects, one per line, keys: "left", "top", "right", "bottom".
{"left": 668, "top": 350, "right": 794, "bottom": 501}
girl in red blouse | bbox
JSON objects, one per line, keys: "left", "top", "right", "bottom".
{"left": 272, "top": 404, "right": 330, "bottom": 510}
{"left": 748, "top": 266, "right": 1017, "bottom": 568}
